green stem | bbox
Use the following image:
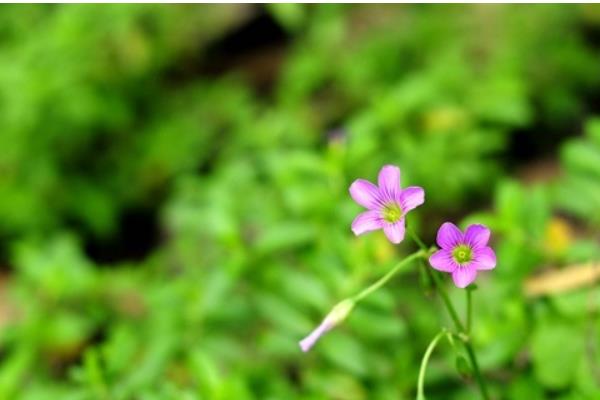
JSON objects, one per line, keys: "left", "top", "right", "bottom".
{"left": 464, "top": 342, "right": 490, "bottom": 400}
{"left": 408, "top": 227, "right": 438, "bottom": 292}
{"left": 429, "top": 271, "right": 464, "bottom": 332}
{"left": 407, "top": 226, "right": 428, "bottom": 252}
{"left": 410, "top": 230, "right": 490, "bottom": 400}
{"left": 466, "top": 288, "right": 472, "bottom": 334}
{"left": 430, "top": 272, "right": 489, "bottom": 399}
{"left": 417, "top": 330, "right": 448, "bottom": 400}
{"left": 352, "top": 250, "right": 425, "bottom": 303}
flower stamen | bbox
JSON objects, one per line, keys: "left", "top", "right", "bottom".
{"left": 452, "top": 244, "right": 473, "bottom": 265}
{"left": 382, "top": 202, "right": 403, "bottom": 223}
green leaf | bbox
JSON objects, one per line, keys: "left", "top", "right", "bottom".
{"left": 531, "top": 319, "right": 584, "bottom": 389}
{"left": 267, "top": 4, "right": 307, "bottom": 32}
{"left": 584, "top": 117, "right": 600, "bottom": 147}
{"left": 254, "top": 222, "right": 316, "bottom": 255}
{"left": 320, "top": 332, "right": 369, "bottom": 377}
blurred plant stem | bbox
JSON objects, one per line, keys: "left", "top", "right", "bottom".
{"left": 466, "top": 287, "right": 473, "bottom": 334}
{"left": 409, "top": 229, "right": 491, "bottom": 400}
{"left": 352, "top": 250, "right": 426, "bottom": 303}
{"left": 407, "top": 226, "right": 428, "bottom": 251}
{"left": 417, "top": 329, "right": 450, "bottom": 400}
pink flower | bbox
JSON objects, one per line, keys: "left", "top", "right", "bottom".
{"left": 429, "top": 222, "right": 497, "bottom": 288}
{"left": 349, "top": 165, "right": 425, "bottom": 244}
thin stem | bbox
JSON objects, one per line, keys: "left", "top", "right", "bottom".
{"left": 406, "top": 225, "right": 489, "bottom": 400}
{"left": 352, "top": 250, "right": 425, "bottom": 303}
{"left": 429, "top": 270, "right": 464, "bottom": 332}
{"left": 406, "top": 229, "right": 462, "bottom": 329}
{"left": 464, "top": 342, "right": 490, "bottom": 400}
{"left": 417, "top": 329, "right": 448, "bottom": 400}
{"left": 407, "top": 226, "right": 428, "bottom": 252}
{"left": 466, "top": 288, "right": 472, "bottom": 334}
{"left": 430, "top": 275, "right": 489, "bottom": 400}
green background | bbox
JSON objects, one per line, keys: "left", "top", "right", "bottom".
{"left": 0, "top": 4, "right": 599, "bottom": 399}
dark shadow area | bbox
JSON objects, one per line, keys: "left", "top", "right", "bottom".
{"left": 83, "top": 207, "right": 161, "bottom": 264}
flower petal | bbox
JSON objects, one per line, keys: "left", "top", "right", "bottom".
{"left": 473, "top": 246, "right": 496, "bottom": 270}
{"left": 383, "top": 219, "right": 405, "bottom": 244}
{"left": 349, "top": 179, "right": 381, "bottom": 209}
{"left": 299, "top": 321, "right": 331, "bottom": 352}
{"left": 399, "top": 186, "right": 425, "bottom": 212}
{"left": 429, "top": 249, "right": 458, "bottom": 272}
{"left": 378, "top": 165, "right": 401, "bottom": 200}
{"left": 464, "top": 224, "right": 490, "bottom": 249}
{"left": 451, "top": 267, "right": 478, "bottom": 288}
{"left": 436, "top": 222, "right": 463, "bottom": 250}
{"left": 351, "top": 210, "right": 384, "bottom": 236}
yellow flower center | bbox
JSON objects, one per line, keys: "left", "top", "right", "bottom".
{"left": 382, "top": 203, "right": 403, "bottom": 223}
{"left": 452, "top": 245, "right": 473, "bottom": 265}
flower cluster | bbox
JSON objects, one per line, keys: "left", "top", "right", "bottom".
{"left": 299, "top": 165, "right": 497, "bottom": 352}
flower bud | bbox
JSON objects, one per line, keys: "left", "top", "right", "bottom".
{"left": 299, "top": 299, "right": 355, "bottom": 352}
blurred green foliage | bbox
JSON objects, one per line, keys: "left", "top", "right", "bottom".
{"left": 0, "top": 4, "right": 599, "bottom": 399}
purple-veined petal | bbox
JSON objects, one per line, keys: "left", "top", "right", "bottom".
{"left": 399, "top": 186, "right": 425, "bottom": 212}
{"left": 451, "top": 267, "right": 478, "bottom": 288}
{"left": 464, "top": 224, "right": 490, "bottom": 249}
{"left": 429, "top": 249, "right": 458, "bottom": 272}
{"left": 299, "top": 320, "right": 331, "bottom": 352}
{"left": 383, "top": 219, "right": 405, "bottom": 244}
{"left": 473, "top": 246, "right": 496, "bottom": 270}
{"left": 378, "top": 165, "right": 401, "bottom": 201}
{"left": 436, "top": 222, "right": 463, "bottom": 250}
{"left": 349, "top": 179, "right": 381, "bottom": 209}
{"left": 351, "top": 210, "right": 384, "bottom": 236}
